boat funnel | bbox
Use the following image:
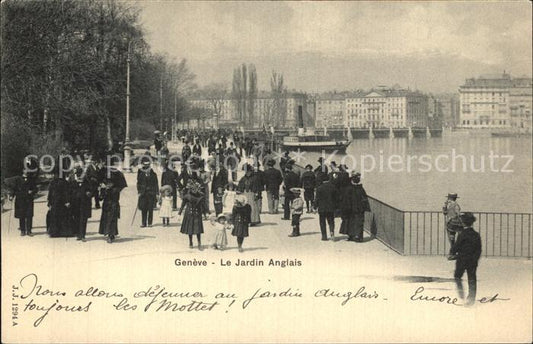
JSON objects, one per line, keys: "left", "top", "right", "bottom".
{"left": 297, "top": 105, "right": 305, "bottom": 136}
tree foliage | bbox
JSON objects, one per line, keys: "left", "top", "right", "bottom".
{"left": 270, "top": 71, "right": 287, "bottom": 126}
{"left": 1, "top": 0, "right": 196, "bottom": 174}
{"left": 231, "top": 63, "right": 257, "bottom": 127}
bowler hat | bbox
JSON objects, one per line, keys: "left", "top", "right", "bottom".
{"left": 460, "top": 212, "right": 476, "bottom": 226}
{"left": 446, "top": 193, "right": 459, "bottom": 199}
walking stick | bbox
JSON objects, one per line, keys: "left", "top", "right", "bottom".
{"left": 7, "top": 199, "right": 13, "bottom": 235}
{"left": 130, "top": 206, "right": 138, "bottom": 227}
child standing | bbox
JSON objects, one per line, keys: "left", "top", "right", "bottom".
{"left": 231, "top": 195, "right": 251, "bottom": 252}
{"left": 159, "top": 185, "right": 173, "bottom": 226}
{"left": 214, "top": 186, "right": 224, "bottom": 216}
{"left": 288, "top": 188, "right": 304, "bottom": 237}
{"left": 222, "top": 182, "right": 237, "bottom": 214}
{"left": 212, "top": 214, "right": 231, "bottom": 250}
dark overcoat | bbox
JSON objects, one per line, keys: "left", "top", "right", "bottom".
{"left": 9, "top": 176, "right": 37, "bottom": 219}
{"left": 137, "top": 169, "right": 158, "bottom": 210}
{"left": 99, "top": 169, "right": 127, "bottom": 236}
{"left": 264, "top": 167, "right": 283, "bottom": 193}
{"left": 315, "top": 181, "right": 338, "bottom": 213}
{"left": 231, "top": 204, "right": 252, "bottom": 237}
{"left": 47, "top": 177, "right": 74, "bottom": 237}
{"left": 69, "top": 179, "right": 92, "bottom": 219}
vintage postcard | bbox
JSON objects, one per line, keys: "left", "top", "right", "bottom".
{"left": 1, "top": 1, "right": 532, "bottom": 343}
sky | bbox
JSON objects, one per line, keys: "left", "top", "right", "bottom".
{"left": 137, "top": 1, "right": 532, "bottom": 94}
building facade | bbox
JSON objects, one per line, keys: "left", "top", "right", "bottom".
{"left": 509, "top": 77, "right": 532, "bottom": 132}
{"left": 315, "top": 93, "right": 346, "bottom": 128}
{"left": 345, "top": 89, "right": 429, "bottom": 128}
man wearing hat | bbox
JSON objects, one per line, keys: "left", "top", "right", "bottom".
{"left": 182, "top": 141, "right": 192, "bottom": 164}
{"left": 84, "top": 154, "right": 101, "bottom": 209}
{"left": 282, "top": 164, "right": 301, "bottom": 220}
{"left": 301, "top": 164, "right": 316, "bottom": 213}
{"left": 6, "top": 168, "right": 38, "bottom": 236}
{"left": 314, "top": 157, "right": 329, "bottom": 185}
{"left": 449, "top": 212, "right": 482, "bottom": 306}
{"left": 315, "top": 174, "right": 337, "bottom": 241}
{"left": 280, "top": 151, "right": 290, "bottom": 173}
{"left": 161, "top": 160, "right": 179, "bottom": 210}
{"left": 69, "top": 165, "right": 93, "bottom": 241}
{"left": 154, "top": 132, "right": 163, "bottom": 156}
{"left": 443, "top": 193, "right": 462, "bottom": 255}
{"left": 137, "top": 159, "right": 159, "bottom": 227}
{"left": 264, "top": 159, "right": 283, "bottom": 214}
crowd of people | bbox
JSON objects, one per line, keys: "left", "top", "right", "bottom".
{"left": 4, "top": 128, "right": 482, "bottom": 305}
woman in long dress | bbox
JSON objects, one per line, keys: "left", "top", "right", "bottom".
{"left": 48, "top": 171, "right": 75, "bottom": 237}
{"left": 179, "top": 179, "right": 208, "bottom": 249}
{"left": 339, "top": 172, "right": 370, "bottom": 242}
{"left": 98, "top": 165, "right": 127, "bottom": 243}
{"left": 237, "top": 165, "right": 260, "bottom": 226}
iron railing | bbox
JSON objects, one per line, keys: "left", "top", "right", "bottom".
{"left": 366, "top": 196, "right": 532, "bottom": 258}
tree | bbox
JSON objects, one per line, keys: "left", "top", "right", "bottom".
{"left": 230, "top": 63, "right": 257, "bottom": 127}
{"left": 1, "top": 0, "right": 196, "bottom": 176}
{"left": 247, "top": 64, "right": 257, "bottom": 126}
{"left": 202, "top": 83, "right": 227, "bottom": 127}
{"left": 270, "top": 71, "right": 287, "bottom": 127}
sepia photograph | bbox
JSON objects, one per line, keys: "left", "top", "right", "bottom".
{"left": 1, "top": 0, "right": 532, "bottom": 343}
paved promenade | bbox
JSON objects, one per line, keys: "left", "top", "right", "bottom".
{"left": 1, "top": 144, "right": 531, "bottom": 342}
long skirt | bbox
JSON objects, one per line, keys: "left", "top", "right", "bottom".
{"left": 180, "top": 207, "right": 204, "bottom": 235}
{"left": 48, "top": 206, "right": 75, "bottom": 237}
{"left": 244, "top": 191, "right": 261, "bottom": 224}
{"left": 99, "top": 203, "right": 120, "bottom": 236}
{"left": 340, "top": 212, "right": 365, "bottom": 238}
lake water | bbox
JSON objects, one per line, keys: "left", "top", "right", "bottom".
{"left": 297, "top": 134, "right": 532, "bottom": 213}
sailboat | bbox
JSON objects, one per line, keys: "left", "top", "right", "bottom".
{"left": 282, "top": 106, "right": 352, "bottom": 152}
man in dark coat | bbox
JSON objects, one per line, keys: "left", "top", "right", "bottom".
{"left": 192, "top": 140, "right": 202, "bottom": 157}
{"left": 449, "top": 212, "right": 482, "bottom": 306}
{"left": 137, "top": 160, "right": 159, "bottom": 227}
{"left": 161, "top": 161, "right": 179, "bottom": 210}
{"left": 69, "top": 166, "right": 93, "bottom": 241}
{"left": 282, "top": 165, "right": 300, "bottom": 220}
{"left": 314, "top": 157, "right": 329, "bottom": 185}
{"left": 264, "top": 159, "right": 283, "bottom": 214}
{"left": 7, "top": 171, "right": 37, "bottom": 236}
{"left": 211, "top": 164, "right": 228, "bottom": 197}
{"left": 315, "top": 176, "right": 337, "bottom": 241}
{"left": 301, "top": 164, "right": 316, "bottom": 213}
{"left": 154, "top": 134, "right": 163, "bottom": 155}
{"left": 280, "top": 151, "right": 290, "bottom": 173}
{"left": 225, "top": 142, "right": 240, "bottom": 182}
{"left": 47, "top": 170, "right": 74, "bottom": 237}
{"left": 182, "top": 141, "right": 192, "bottom": 163}
{"left": 85, "top": 156, "right": 101, "bottom": 209}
